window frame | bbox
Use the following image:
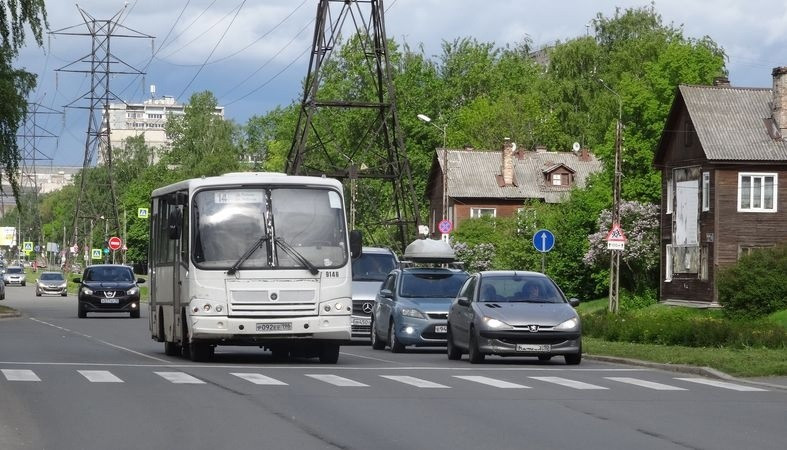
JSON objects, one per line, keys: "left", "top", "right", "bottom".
{"left": 737, "top": 172, "right": 778, "bottom": 213}
{"left": 702, "top": 171, "right": 710, "bottom": 212}
{"left": 470, "top": 207, "right": 496, "bottom": 219}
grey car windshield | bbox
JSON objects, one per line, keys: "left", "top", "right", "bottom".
{"left": 193, "top": 187, "right": 347, "bottom": 270}
{"left": 399, "top": 272, "right": 468, "bottom": 298}
{"left": 39, "top": 273, "right": 64, "bottom": 281}
{"left": 6, "top": 267, "right": 23, "bottom": 274}
{"left": 479, "top": 275, "right": 565, "bottom": 303}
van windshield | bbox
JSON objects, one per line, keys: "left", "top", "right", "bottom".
{"left": 352, "top": 253, "right": 397, "bottom": 282}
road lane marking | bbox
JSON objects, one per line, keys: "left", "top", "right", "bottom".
{"left": 29, "top": 318, "right": 170, "bottom": 363}
{"left": 1, "top": 369, "right": 40, "bottom": 381}
{"left": 78, "top": 370, "right": 124, "bottom": 383}
{"left": 529, "top": 376, "right": 608, "bottom": 390}
{"left": 675, "top": 378, "right": 768, "bottom": 392}
{"left": 231, "top": 373, "right": 288, "bottom": 385}
{"left": 155, "top": 371, "right": 205, "bottom": 384}
{"left": 452, "top": 375, "right": 530, "bottom": 389}
{"left": 604, "top": 377, "right": 686, "bottom": 391}
{"left": 380, "top": 375, "right": 450, "bottom": 388}
{"left": 339, "top": 351, "right": 402, "bottom": 364}
{"left": 305, "top": 374, "right": 368, "bottom": 387}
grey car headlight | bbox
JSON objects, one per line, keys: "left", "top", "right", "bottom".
{"left": 400, "top": 308, "right": 427, "bottom": 319}
{"left": 482, "top": 316, "right": 512, "bottom": 330}
{"left": 60, "top": 282, "right": 68, "bottom": 288}
{"left": 554, "top": 317, "right": 579, "bottom": 331}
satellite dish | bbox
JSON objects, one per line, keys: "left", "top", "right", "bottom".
{"left": 572, "top": 142, "right": 581, "bottom": 152}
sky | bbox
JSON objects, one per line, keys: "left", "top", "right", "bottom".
{"left": 14, "top": 0, "right": 787, "bottom": 166}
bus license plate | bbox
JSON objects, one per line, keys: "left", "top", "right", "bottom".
{"left": 256, "top": 322, "right": 292, "bottom": 332}
{"left": 516, "top": 344, "right": 550, "bottom": 352}
{"left": 100, "top": 298, "right": 119, "bottom": 304}
{"left": 434, "top": 325, "right": 447, "bottom": 333}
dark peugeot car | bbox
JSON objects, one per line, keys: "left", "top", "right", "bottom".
{"left": 74, "top": 264, "right": 145, "bottom": 318}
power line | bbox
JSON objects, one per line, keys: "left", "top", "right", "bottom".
{"left": 159, "top": 1, "right": 242, "bottom": 61}
{"left": 177, "top": 0, "right": 246, "bottom": 101}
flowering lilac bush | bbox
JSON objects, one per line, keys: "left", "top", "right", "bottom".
{"left": 583, "top": 201, "right": 660, "bottom": 292}
{"left": 453, "top": 241, "right": 495, "bottom": 273}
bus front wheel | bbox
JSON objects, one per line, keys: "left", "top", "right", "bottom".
{"left": 319, "top": 344, "right": 340, "bottom": 364}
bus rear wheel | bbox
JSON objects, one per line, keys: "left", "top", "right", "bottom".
{"left": 189, "top": 342, "right": 213, "bottom": 362}
{"left": 164, "top": 341, "right": 180, "bottom": 356}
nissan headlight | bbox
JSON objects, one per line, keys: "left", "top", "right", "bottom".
{"left": 82, "top": 287, "right": 93, "bottom": 295}
{"left": 126, "top": 287, "right": 139, "bottom": 296}
{"left": 482, "top": 316, "right": 512, "bottom": 329}
{"left": 554, "top": 317, "right": 579, "bottom": 331}
{"left": 400, "top": 308, "right": 427, "bottom": 319}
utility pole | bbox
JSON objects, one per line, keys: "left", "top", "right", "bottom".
{"left": 286, "top": 0, "right": 420, "bottom": 252}
{"left": 50, "top": 5, "right": 152, "bottom": 271}
{"left": 417, "top": 114, "right": 448, "bottom": 223}
{"left": 599, "top": 78, "right": 623, "bottom": 313}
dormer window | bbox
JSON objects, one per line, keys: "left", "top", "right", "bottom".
{"left": 551, "top": 174, "right": 562, "bottom": 186}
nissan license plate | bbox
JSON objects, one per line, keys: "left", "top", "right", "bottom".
{"left": 352, "top": 317, "right": 371, "bottom": 326}
{"left": 434, "top": 325, "right": 447, "bottom": 333}
{"left": 100, "top": 298, "right": 119, "bottom": 304}
{"left": 256, "top": 322, "right": 292, "bottom": 332}
{"left": 516, "top": 344, "right": 550, "bottom": 352}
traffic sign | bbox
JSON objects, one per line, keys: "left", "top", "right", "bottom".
{"left": 23, "top": 241, "right": 33, "bottom": 252}
{"left": 438, "top": 219, "right": 453, "bottom": 234}
{"left": 108, "top": 236, "right": 122, "bottom": 251}
{"left": 606, "top": 223, "right": 627, "bottom": 251}
{"left": 91, "top": 249, "right": 102, "bottom": 260}
{"left": 532, "top": 229, "right": 555, "bottom": 253}
{"left": 138, "top": 207, "right": 149, "bottom": 219}
{"left": 34, "top": 245, "right": 40, "bottom": 252}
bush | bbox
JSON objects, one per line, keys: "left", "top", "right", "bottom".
{"left": 717, "top": 244, "right": 787, "bottom": 318}
{"left": 581, "top": 305, "right": 787, "bottom": 349}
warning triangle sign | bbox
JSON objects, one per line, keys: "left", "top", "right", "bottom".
{"left": 605, "top": 223, "right": 627, "bottom": 242}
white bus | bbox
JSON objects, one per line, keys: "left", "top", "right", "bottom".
{"left": 149, "top": 172, "right": 360, "bottom": 363}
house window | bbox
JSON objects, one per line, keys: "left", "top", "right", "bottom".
{"left": 738, "top": 173, "right": 777, "bottom": 212}
{"left": 738, "top": 245, "right": 774, "bottom": 259}
{"left": 702, "top": 171, "right": 710, "bottom": 212}
{"left": 551, "top": 174, "right": 562, "bottom": 186}
{"left": 470, "top": 208, "right": 496, "bottom": 218}
{"left": 666, "top": 171, "right": 673, "bottom": 215}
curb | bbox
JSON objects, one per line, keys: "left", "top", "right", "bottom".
{"left": 586, "top": 354, "right": 787, "bottom": 391}
{"left": 0, "top": 310, "right": 21, "bottom": 319}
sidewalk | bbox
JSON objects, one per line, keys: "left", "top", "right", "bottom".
{"left": 587, "top": 354, "right": 787, "bottom": 391}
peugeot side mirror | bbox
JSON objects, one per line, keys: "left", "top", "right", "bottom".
{"left": 569, "top": 298, "right": 580, "bottom": 308}
{"left": 457, "top": 297, "right": 471, "bottom": 307}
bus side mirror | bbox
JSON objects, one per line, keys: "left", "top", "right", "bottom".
{"left": 349, "top": 230, "right": 362, "bottom": 259}
{"left": 167, "top": 209, "right": 182, "bottom": 240}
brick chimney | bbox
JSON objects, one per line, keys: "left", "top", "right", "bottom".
{"left": 500, "top": 138, "right": 515, "bottom": 186}
{"left": 578, "top": 147, "right": 591, "bottom": 161}
{"left": 713, "top": 76, "right": 730, "bottom": 87}
{"left": 773, "top": 67, "right": 787, "bottom": 137}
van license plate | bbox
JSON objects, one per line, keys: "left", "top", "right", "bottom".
{"left": 256, "top": 322, "right": 292, "bottom": 332}
{"left": 516, "top": 344, "right": 550, "bottom": 352}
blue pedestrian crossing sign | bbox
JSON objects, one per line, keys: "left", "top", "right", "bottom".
{"left": 532, "top": 229, "right": 555, "bottom": 253}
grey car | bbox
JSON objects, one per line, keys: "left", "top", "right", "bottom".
{"left": 447, "top": 271, "right": 582, "bottom": 364}
{"left": 36, "top": 271, "right": 68, "bottom": 297}
{"left": 3, "top": 266, "right": 26, "bottom": 286}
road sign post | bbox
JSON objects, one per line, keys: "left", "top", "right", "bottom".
{"left": 532, "top": 229, "right": 555, "bottom": 273}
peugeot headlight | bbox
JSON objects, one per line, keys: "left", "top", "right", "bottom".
{"left": 400, "top": 308, "right": 427, "bottom": 319}
{"left": 554, "top": 317, "right": 579, "bottom": 331}
{"left": 482, "top": 316, "right": 512, "bottom": 329}
{"left": 126, "top": 287, "right": 139, "bottom": 296}
{"left": 82, "top": 287, "right": 93, "bottom": 295}
{"left": 60, "top": 282, "right": 68, "bottom": 288}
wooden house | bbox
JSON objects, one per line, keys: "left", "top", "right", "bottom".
{"left": 653, "top": 67, "right": 787, "bottom": 305}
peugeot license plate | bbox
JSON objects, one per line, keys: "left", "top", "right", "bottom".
{"left": 352, "top": 317, "right": 371, "bottom": 326}
{"left": 434, "top": 325, "right": 447, "bottom": 333}
{"left": 256, "top": 322, "right": 292, "bottom": 332}
{"left": 100, "top": 298, "right": 119, "bottom": 304}
{"left": 516, "top": 344, "right": 550, "bottom": 352}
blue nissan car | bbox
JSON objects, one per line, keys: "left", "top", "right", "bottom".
{"left": 370, "top": 239, "right": 468, "bottom": 352}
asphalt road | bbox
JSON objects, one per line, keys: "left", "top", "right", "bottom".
{"left": 1, "top": 283, "right": 785, "bottom": 450}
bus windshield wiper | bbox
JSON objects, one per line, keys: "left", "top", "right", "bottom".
{"left": 275, "top": 237, "right": 319, "bottom": 275}
{"left": 227, "top": 235, "right": 270, "bottom": 276}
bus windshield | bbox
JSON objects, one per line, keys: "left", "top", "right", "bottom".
{"left": 193, "top": 187, "right": 347, "bottom": 270}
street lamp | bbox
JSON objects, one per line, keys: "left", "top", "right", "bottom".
{"left": 417, "top": 114, "right": 449, "bottom": 227}
{"left": 598, "top": 78, "right": 623, "bottom": 313}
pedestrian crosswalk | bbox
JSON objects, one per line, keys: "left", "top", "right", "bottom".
{"left": 0, "top": 367, "right": 771, "bottom": 393}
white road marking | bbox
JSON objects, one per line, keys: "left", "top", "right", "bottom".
{"left": 155, "top": 371, "right": 205, "bottom": 384}
{"left": 305, "top": 374, "right": 368, "bottom": 387}
{"left": 339, "top": 351, "right": 402, "bottom": 364}
{"left": 604, "top": 377, "right": 686, "bottom": 391}
{"left": 675, "top": 378, "right": 768, "bottom": 392}
{"left": 1, "top": 369, "right": 40, "bottom": 381}
{"left": 231, "top": 373, "right": 288, "bottom": 385}
{"left": 78, "top": 370, "right": 124, "bottom": 383}
{"left": 452, "top": 375, "right": 530, "bottom": 389}
{"left": 380, "top": 375, "right": 450, "bottom": 388}
{"left": 529, "top": 376, "right": 608, "bottom": 390}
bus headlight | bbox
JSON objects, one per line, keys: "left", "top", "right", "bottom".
{"left": 320, "top": 299, "right": 350, "bottom": 315}
{"left": 190, "top": 299, "right": 227, "bottom": 315}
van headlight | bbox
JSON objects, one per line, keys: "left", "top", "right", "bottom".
{"left": 554, "top": 317, "right": 579, "bottom": 331}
